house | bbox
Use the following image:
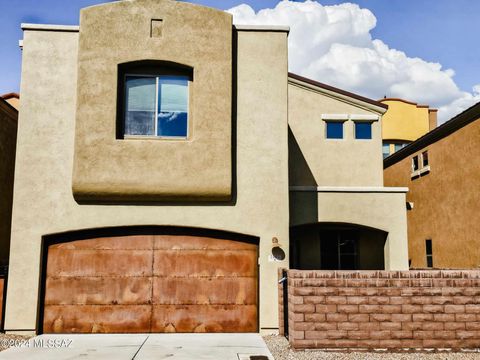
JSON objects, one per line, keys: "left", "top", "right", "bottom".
{"left": 0, "top": 96, "right": 18, "bottom": 330}
{"left": 4, "top": 0, "right": 408, "bottom": 335}
{"left": 380, "top": 98, "right": 437, "bottom": 158}
{"left": 1, "top": 93, "right": 19, "bottom": 111}
{"left": 384, "top": 102, "right": 480, "bottom": 269}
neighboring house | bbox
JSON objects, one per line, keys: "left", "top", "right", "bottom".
{"left": 380, "top": 98, "right": 437, "bottom": 158}
{"left": 384, "top": 102, "right": 480, "bottom": 269}
{"left": 4, "top": 0, "right": 408, "bottom": 336}
{"left": 0, "top": 97, "right": 17, "bottom": 331}
{"left": 0, "top": 97, "right": 17, "bottom": 269}
{"left": 1, "top": 93, "right": 19, "bottom": 111}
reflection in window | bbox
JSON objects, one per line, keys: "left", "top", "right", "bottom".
{"left": 382, "top": 143, "right": 390, "bottom": 159}
{"left": 325, "top": 121, "right": 343, "bottom": 139}
{"left": 354, "top": 122, "right": 372, "bottom": 139}
{"left": 125, "top": 75, "right": 188, "bottom": 138}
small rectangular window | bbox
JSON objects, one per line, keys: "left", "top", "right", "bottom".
{"left": 422, "top": 150, "right": 429, "bottom": 167}
{"left": 425, "top": 239, "right": 433, "bottom": 268}
{"left": 412, "top": 155, "right": 419, "bottom": 172}
{"left": 354, "top": 122, "right": 372, "bottom": 139}
{"left": 325, "top": 121, "right": 344, "bottom": 139}
{"left": 124, "top": 74, "right": 189, "bottom": 138}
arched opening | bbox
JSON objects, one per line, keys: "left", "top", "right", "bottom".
{"left": 290, "top": 222, "right": 387, "bottom": 270}
{"left": 39, "top": 226, "right": 259, "bottom": 334}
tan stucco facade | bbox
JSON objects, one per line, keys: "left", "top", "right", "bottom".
{"left": 288, "top": 80, "right": 409, "bottom": 271}
{"left": 384, "top": 116, "right": 480, "bottom": 269}
{"left": 73, "top": 0, "right": 233, "bottom": 202}
{"left": 5, "top": 0, "right": 409, "bottom": 334}
{"left": 0, "top": 99, "right": 17, "bottom": 267}
{"left": 5, "top": 20, "right": 289, "bottom": 333}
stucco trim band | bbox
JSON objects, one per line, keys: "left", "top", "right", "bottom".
{"left": 290, "top": 186, "right": 408, "bottom": 193}
{"left": 21, "top": 23, "right": 80, "bottom": 32}
{"left": 234, "top": 25, "right": 290, "bottom": 33}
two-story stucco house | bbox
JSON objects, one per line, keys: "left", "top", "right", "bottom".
{"left": 4, "top": 0, "right": 408, "bottom": 335}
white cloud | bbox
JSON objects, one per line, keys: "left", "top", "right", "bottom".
{"left": 228, "top": 0, "right": 480, "bottom": 123}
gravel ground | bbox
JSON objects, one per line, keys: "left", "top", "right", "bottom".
{"left": 263, "top": 336, "right": 480, "bottom": 360}
{"left": 0, "top": 333, "right": 33, "bottom": 352}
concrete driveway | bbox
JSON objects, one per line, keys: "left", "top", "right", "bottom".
{"left": 0, "top": 333, "right": 274, "bottom": 359}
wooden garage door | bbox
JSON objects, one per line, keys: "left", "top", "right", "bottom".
{"left": 43, "top": 234, "right": 258, "bottom": 333}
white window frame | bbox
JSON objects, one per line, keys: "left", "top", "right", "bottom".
{"left": 123, "top": 73, "right": 190, "bottom": 140}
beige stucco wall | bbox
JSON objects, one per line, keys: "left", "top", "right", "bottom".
{"left": 288, "top": 82, "right": 384, "bottom": 187}
{"left": 288, "top": 81, "right": 408, "bottom": 270}
{"left": 0, "top": 100, "right": 17, "bottom": 266}
{"left": 290, "top": 190, "right": 409, "bottom": 270}
{"left": 73, "top": 0, "right": 233, "bottom": 202}
{"left": 5, "top": 25, "right": 289, "bottom": 333}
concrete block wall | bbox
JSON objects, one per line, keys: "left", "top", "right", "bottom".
{"left": 279, "top": 270, "right": 480, "bottom": 350}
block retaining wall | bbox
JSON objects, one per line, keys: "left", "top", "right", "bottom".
{"left": 279, "top": 269, "right": 480, "bottom": 351}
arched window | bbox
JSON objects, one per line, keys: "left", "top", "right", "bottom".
{"left": 117, "top": 61, "right": 193, "bottom": 139}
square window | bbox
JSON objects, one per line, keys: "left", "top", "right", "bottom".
{"left": 124, "top": 74, "right": 189, "bottom": 138}
{"left": 325, "top": 121, "right": 343, "bottom": 139}
{"left": 354, "top": 122, "right": 372, "bottom": 139}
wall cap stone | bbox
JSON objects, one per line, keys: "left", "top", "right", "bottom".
{"left": 289, "top": 186, "right": 409, "bottom": 193}
{"left": 21, "top": 23, "right": 80, "bottom": 32}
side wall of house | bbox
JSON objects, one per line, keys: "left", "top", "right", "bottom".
{"left": 0, "top": 101, "right": 17, "bottom": 267}
{"left": 384, "top": 119, "right": 480, "bottom": 269}
{"left": 288, "top": 82, "right": 384, "bottom": 187}
{"left": 5, "top": 27, "right": 289, "bottom": 333}
{"left": 288, "top": 82, "right": 409, "bottom": 270}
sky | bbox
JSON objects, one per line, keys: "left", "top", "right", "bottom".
{"left": 0, "top": 0, "right": 479, "bottom": 122}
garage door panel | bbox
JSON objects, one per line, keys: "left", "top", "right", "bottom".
{"left": 154, "top": 235, "right": 256, "bottom": 251}
{"left": 43, "top": 305, "right": 152, "bottom": 333}
{"left": 45, "top": 277, "right": 152, "bottom": 305}
{"left": 43, "top": 233, "right": 258, "bottom": 334}
{"left": 153, "top": 250, "right": 257, "bottom": 277}
{"left": 151, "top": 305, "right": 258, "bottom": 333}
{"left": 46, "top": 249, "right": 153, "bottom": 277}
{"left": 50, "top": 235, "right": 154, "bottom": 250}
{"left": 152, "top": 277, "right": 257, "bottom": 305}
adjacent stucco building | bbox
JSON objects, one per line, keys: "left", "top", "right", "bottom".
{"left": 5, "top": 0, "right": 408, "bottom": 335}
{"left": 384, "top": 102, "right": 480, "bottom": 269}
{"left": 380, "top": 98, "right": 437, "bottom": 158}
{"left": 0, "top": 97, "right": 17, "bottom": 269}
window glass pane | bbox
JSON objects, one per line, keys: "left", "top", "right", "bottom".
{"left": 125, "top": 76, "right": 156, "bottom": 136}
{"left": 382, "top": 143, "right": 390, "bottom": 159}
{"left": 355, "top": 122, "right": 372, "bottom": 139}
{"left": 412, "top": 156, "right": 419, "bottom": 171}
{"left": 422, "top": 151, "right": 429, "bottom": 167}
{"left": 157, "top": 76, "right": 188, "bottom": 137}
{"left": 326, "top": 121, "right": 343, "bottom": 139}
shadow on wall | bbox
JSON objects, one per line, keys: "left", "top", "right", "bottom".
{"left": 288, "top": 126, "right": 319, "bottom": 225}
{"left": 290, "top": 222, "right": 387, "bottom": 270}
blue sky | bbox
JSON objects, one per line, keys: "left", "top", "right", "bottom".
{"left": 0, "top": 0, "right": 478, "bottom": 120}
